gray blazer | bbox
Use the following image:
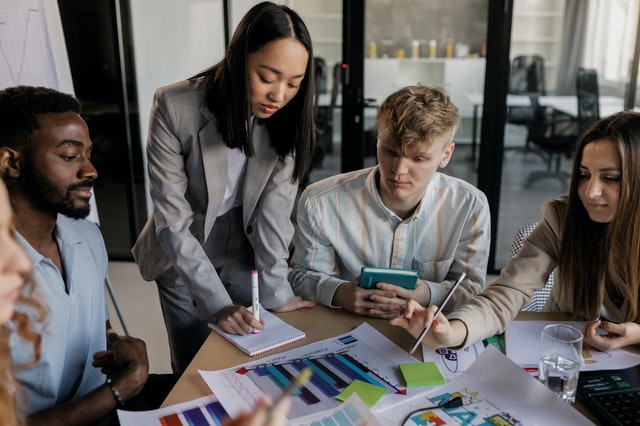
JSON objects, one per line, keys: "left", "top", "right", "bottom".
{"left": 132, "top": 77, "right": 297, "bottom": 319}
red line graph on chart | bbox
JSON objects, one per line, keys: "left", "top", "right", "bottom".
{"left": 0, "top": 7, "right": 41, "bottom": 85}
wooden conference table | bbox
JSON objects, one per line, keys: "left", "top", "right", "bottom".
{"left": 161, "top": 306, "right": 608, "bottom": 424}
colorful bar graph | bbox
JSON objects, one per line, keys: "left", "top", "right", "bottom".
{"left": 204, "top": 401, "right": 227, "bottom": 426}
{"left": 308, "top": 357, "right": 350, "bottom": 388}
{"left": 182, "top": 407, "right": 208, "bottom": 426}
{"left": 326, "top": 354, "right": 385, "bottom": 389}
{"left": 157, "top": 400, "right": 230, "bottom": 426}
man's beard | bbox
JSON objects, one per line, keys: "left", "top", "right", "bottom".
{"left": 20, "top": 161, "right": 93, "bottom": 220}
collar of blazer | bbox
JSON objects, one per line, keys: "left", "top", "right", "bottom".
{"left": 198, "top": 106, "right": 279, "bottom": 238}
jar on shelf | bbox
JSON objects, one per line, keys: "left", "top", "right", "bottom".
{"left": 445, "top": 39, "right": 454, "bottom": 58}
{"left": 411, "top": 40, "right": 420, "bottom": 58}
{"left": 369, "top": 41, "right": 377, "bottom": 58}
{"left": 429, "top": 39, "right": 437, "bottom": 58}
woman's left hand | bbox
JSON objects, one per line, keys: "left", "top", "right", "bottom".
{"left": 271, "top": 296, "right": 315, "bottom": 313}
{"left": 583, "top": 319, "right": 640, "bottom": 351}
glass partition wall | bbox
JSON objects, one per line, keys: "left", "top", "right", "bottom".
{"left": 494, "top": 0, "right": 640, "bottom": 270}
{"left": 53, "top": 0, "right": 640, "bottom": 269}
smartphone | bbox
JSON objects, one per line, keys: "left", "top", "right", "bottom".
{"left": 359, "top": 266, "right": 419, "bottom": 290}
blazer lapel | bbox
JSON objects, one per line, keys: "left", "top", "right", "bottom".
{"left": 199, "top": 103, "right": 227, "bottom": 239}
{"left": 244, "top": 121, "right": 277, "bottom": 225}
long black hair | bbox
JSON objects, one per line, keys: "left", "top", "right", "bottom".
{"left": 193, "top": 1, "right": 315, "bottom": 182}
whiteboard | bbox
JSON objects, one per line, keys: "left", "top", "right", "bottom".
{"left": 0, "top": 0, "right": 100, "bottom": 223}
{"left": 0, "top": 0, "right": 73, "bottom": 94}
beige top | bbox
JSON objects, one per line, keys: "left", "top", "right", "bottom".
{"left": 449, "top": 196, "right": 628, "bottom": 347}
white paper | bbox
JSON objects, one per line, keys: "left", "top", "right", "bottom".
{"left": 378, "top": 346, "right": 593, "bottom": 425}
{"left": 505, "top": 320, "right": 640, "bottom": 371}
{"left": 289, "top": 393, "right": 382, "bottom": 426}
{"left": 422, "top": 340, "right": 488, "bottom": 381}
{"left": 199, "top": 323, "right": 427, "bottom": 420}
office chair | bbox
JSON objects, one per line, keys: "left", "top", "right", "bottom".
{"left": 576, "top": 68, "right": 600, "bottom": 136}
{"left": 315, "top": 62, "right": 341, "bottom": 155}
{"left": 524, "top": 96, "right": 577, "bottom": 188}
{"left": 510, "top": 222, "right": 554, "bottom": 312}
{"left": 302, "top": 62, "right": 341, "bottom": 188}
{"left": 506, "top": 55, "right": 547, "bottom": 155}
{"left": 507, "top": 55, "right": 546, "bottom": 125}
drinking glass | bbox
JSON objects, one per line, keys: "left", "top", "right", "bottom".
{"left": 538, "top": 324, "right": 583, "bottom": 404}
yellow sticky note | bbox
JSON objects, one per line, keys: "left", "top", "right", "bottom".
{"left": 399, "top": 362, "right": 445, "bottom": 387}
{"left": 335, "top": 379, "right": 386, "bottom": 408}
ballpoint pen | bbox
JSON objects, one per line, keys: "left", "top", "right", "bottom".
{"left": 409, "top": 272, "right": 466, "bottom": 354}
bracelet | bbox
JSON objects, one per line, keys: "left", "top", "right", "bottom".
{"left": 106, "top": 378, "right": 125, "bottom": 407}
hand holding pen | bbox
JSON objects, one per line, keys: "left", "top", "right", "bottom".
{"left": 213, "top": 303, "right": 265, "bottom": 335}
{"left": 390, "top": 273, "right": 468, "bottom": 351}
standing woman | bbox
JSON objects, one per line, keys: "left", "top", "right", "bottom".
{"left": 0, "top": 178, "right": 43, "bottom": 425}
{"left": 132, "top": 1, "right": 316, "bottom": 373}
{"left": 392, "top": 111, "right": 640, "bottom": 352}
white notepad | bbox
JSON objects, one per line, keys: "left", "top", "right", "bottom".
{"left": 208, "top": 305, "right": 306, "bottom": 356}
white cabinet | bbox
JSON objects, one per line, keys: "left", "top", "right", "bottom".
{"left": 365, "top": 58, "right": 486, "bottom": 118}
{"left": 511, "top": 0, "right": 566, "bottom": 93}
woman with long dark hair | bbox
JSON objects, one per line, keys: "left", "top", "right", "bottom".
{"left": 133, "top": 2, "right": 316, "bottom": 373}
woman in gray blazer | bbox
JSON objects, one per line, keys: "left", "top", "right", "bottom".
{"left": 132, "top": 2, "right": 316, "bottom": 373}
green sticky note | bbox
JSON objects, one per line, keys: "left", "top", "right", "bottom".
{"left": 335, "top": 379, "right": 386, "bottom": 408}
{"left": 399, "top": 362, "right": 445, "bottom": 387}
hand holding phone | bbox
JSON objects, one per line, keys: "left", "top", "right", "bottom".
{"left": 359, "top": 266, "right": 419, "bottom": 290}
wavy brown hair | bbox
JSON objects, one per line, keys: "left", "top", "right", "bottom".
{"left": 0, "top": 229, "right": 45, "bottom": 425}
{"left": 559, "top": 111, "right": 640, "bottom": 321}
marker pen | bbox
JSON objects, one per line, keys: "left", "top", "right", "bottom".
{"left": 251, "top": 270, "right": 260, "bottom": 333}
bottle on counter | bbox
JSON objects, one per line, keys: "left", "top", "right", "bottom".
{"left": 445, "top": 39, "right": 454, "bottom": 58}
{"left": 412, "top": 40, "right": 420, "bottom": 58}
{"left": 429, "top": 39, "right": 437, "bottom": 58}
{"left": 369, "top": 41, "right": 377, "bottom": 58}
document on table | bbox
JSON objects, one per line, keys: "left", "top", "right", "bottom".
{"left": 378, "top": 346, "right": 591, "bottom": 425}
{"left": 198, "top": 323, "right": 430, "bottom": 420}
{"left": 505, "top": 320, "right": 640, "bottom": 371}
{"left": 117, "top": 395, "right": 227, "bottom": 426}
{"left": 421, "top": 340, "right": 488, "bottom": 381}
{"left": 117, "top": 393, "right": 381, "bottom": 426}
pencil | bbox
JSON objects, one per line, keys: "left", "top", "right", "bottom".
{"left": 267, "top": 367, "right": 313, "bottom": 416}
{"left": 409, "top": 272, "right": 466, "bottom": 354}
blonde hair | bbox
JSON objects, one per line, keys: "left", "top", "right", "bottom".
{"left": 374, "top": 85, "right": 460, "bottom": 153}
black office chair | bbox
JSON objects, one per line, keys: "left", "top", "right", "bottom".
{"left": 507, "top": 55, "right": 546, "bottom": 126}
{"left": 524, "top": 96, "right": 578, "bottom": 188}
{"left": 576, "top": 68, "right": 600, "bottom": 136}
{"left": 315, "top": 62, "right": 340, "bottom": 155}
{"left": 302, "top": 62, "right": 341, "bottom": 188}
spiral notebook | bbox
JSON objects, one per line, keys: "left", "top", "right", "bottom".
{"left": 208, "top": 305, "right": 306, "bottom": 356}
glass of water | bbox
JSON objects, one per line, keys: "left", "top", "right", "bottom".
{"left": 538, "top": 324, "right": 583, "bottom": 404}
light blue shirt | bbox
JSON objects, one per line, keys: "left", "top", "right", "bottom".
{"left": 289, "top": 166, "right": 491, "bottom": 309}
{"left": 11, "top": 215, "right": 108, "bottom": 415}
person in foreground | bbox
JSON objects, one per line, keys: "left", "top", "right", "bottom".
{"left": 0, "top": 86, "right": 288, "bottom": 425}
{"left": 0, "top": 85, "right": 168, "bottom": 425}
{"left": 0, "top": 178, "right": 44, "bottom": 426}
{"left": 290, "top": 85, "right": 491, "bottom": 319}
{"left": 392, "top": 111, "right": 640, "bottom": 352}
{"left": 132, "top": 1, "right": 316, "bottom": 373}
